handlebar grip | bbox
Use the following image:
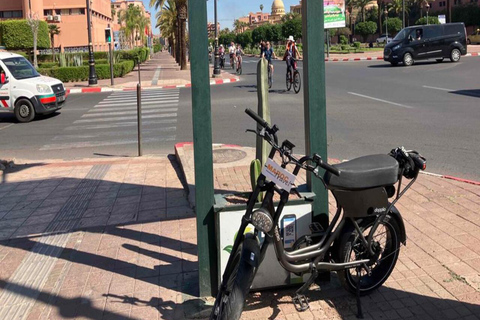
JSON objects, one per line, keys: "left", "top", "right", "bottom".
{"left": 410, "top": 153, "right": 426, "bottom": 171}
{"left": 321, "top": 162, "right": 340, "bottom": 176}
{"left": 245, "top": 108, "right": 268, "bottom": 128}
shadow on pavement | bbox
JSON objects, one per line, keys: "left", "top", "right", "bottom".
{"left": 450, "top": 89, "right": 480, "bottom": 98}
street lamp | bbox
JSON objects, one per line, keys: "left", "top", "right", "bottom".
{"left": 212, "top": 0, "right": 221, "bottom": 77}
{"left": 86, "top": 0, "right": 97, "bottom": 85}
{"left": 426, "top": 3, "right": 430, "bottom": 25}
{"left": 402, "top": 0, "right": 405, "bottom": 29}
{"left": 384, "top": 9, "right": 388, "bottom": 44}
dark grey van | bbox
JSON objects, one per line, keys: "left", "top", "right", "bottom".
{"left": 384, "top": 23, "right": 467, "bottom": 66}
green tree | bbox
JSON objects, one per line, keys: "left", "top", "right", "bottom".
{"left": 281, "top": 12, "right": 301, "bottom": 23}
{"left": 384, "top": 17, "right": 403, "bottom": 34}
{"left": 260, "top": 4, "right": 264, "bottom": 12}
{"left": 452, "top": 4, "right": 480, "bottom": 26}
{"left": 355, "top": 21, "right": 377, "bottom": 42}
{"left": 252, "top": 24, "right": 268, "bottom": 44}
{"left": 236, "top": 30, "right": 253, "bottom": 48}
{"left": 388, "top": 0, "right": 411, "bottom": 17}
{"left": 233, "top": 19, "right": 248, "bottom": 33}
{"left": 415, "top": 16, "right": 440, "bottom": 25}
{"left": 281, "top": 16, "right": 302, "bottom": 41}
{"left": 48, "top": 24, "right": 60, "bottom": 62}
{"left": 119, "top": 4, "right": 143, "bottom": 48}
{"left": 218, "top": 31, "right": 236, "bottom": 46}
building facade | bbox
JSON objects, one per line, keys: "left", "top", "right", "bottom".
{"left": 111, "top": 0, "right": 152, "bottom": 49}
{"left": 0, "top": 0, "right": 113, "bottom": 52}
{"left": 269, "top": 0, "right": 286, "bottom": 23}
{"left": 207, "top": 22, "right": 220, "bottom": 38}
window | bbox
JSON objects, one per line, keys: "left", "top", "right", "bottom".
{"left": 60, "top": 9, "right": 69, "bottom": 15}
{"left": 424, "top": 26, "right": 442, "bottom": 38}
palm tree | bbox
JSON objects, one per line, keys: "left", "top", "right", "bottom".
{"left": 260, "top": 4, "right": 264, "bottom": 12}
{"left": 388, "top": 0, "right": 410, "bottom": 18}
{"left": 157, "top": 0, "right": 177, "bottom": 58}
{"left": 354, "top": 0, "right": 372, "bottom": 22}
{"left": 281, "top": 12, "right": 301, "bottom": 23}
{"left": 118, "top": 4, "right": 143, "bottom": 48}
{"left": 233, "top": 20, "right": 248, "bottom": 33}
{"left": 48, "top": 24, "right": 60, "bottom": 62}
{"left": 151, "top": 0, "right": 187, "bottom": 70}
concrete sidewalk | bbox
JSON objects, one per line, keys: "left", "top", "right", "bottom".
{"left": 65, "top": 52, "right": 239, "bottom": 93}
{"left": 0, "top": 147, "right": 479, "bottom": 319}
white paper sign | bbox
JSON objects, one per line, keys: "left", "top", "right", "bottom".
{"left": 261, "top": 158, "right": 296, "bottom": 192}
{"left": 439, "top": 15, "right": 446, "bottom": 24}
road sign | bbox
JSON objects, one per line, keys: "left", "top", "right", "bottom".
{"left": 439, "top": 15, "right": 446, "bottom": 24}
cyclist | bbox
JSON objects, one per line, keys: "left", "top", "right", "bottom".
{"left": 235, "top": 44, "right": 244, "bottom": 73}
{"left": 229, "top": 41, "right": 236, "bottom": 67}
{"left": 262, "top": 41, "right": 276, "bottom": 75}
{"left": 284, "top": 36, "right": 302, "bottom": 81}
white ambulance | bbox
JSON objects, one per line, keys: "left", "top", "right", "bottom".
{"left": 0, "top": 52, "right": 66, "bottom": 123}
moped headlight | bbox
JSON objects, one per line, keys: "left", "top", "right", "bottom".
{"left": 36, "top": 84, "right": 51, "bottom": 93}
{"left": 251, "top": 208, "right": 273, "bottom": 233}
{"left": 392, "top": 44, "right": 401, "bottom": 51}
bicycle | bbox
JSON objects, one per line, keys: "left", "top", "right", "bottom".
{"left": 230, "top": 54, "right": 236, "bottom": 70}
{"left": 236, "top": 55, "right": 242, "bottom": 75}
{"left": 286, "top": 58, "right": 301, "bottom": 93}
{"left": 210, "top": 108, "right": 426, "bottom": 320}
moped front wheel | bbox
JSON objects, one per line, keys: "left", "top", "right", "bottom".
{"left": 335, "top": 215, "right": 401, "bottom": 295}
{"left": 210, "top": 234, "right": 257, "bottom": 320}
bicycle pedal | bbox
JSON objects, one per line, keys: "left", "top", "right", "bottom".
{"left": 309, "top": 222, "right": 324, "bottom": 233}
{"left": 292, "top": 293, "right": 310, "bottom": 312}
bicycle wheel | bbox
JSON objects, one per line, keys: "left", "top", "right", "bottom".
{"left": 293, "top": 71, "right": 301, "bottom": 94}
{"left": 210, "top": 234, "right": 257, "bottom": 320}
{"left": 335, "top": 215, "right": 401, "bottom": 295}
{"left": 237, "top": 62, "right": 242, "bottom": 75}
{"left": 268, "top": 66, "right": 272, "bottom": 88}
{"left": 286, "top": 72, "right": 292, "bottom": 91}
{"left": 232, "top": 58, "right": 236, "bottom": 70}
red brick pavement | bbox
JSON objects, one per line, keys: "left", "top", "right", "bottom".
{"left": 0, "top": 151, "right": 479, "bottom": 319}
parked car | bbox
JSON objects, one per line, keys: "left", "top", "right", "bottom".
{"left": 467, "top": 29, "right": 480, "bottom": 44}
{"left": 0, "top": 52, "right": 66, "bottom": 122}
{"left": 384, "top": 23, "right": 467, "bottom": 66}
{"left": 376, "top": 34, "right": 393, "bottom": 44}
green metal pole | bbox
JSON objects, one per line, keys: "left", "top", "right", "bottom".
{"left": 188, "top": 0, "right": 217, "bottom": 297}
{"left": 302, "top": 0, "right": 329, "bottom": 228}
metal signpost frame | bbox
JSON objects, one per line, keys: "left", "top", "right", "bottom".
{"left": 189, "top": 0, "right": 328, "bottom": 296}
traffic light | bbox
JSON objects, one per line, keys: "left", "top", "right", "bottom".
{"left": 105, "top": 28, "right": 112, "bottom": 43}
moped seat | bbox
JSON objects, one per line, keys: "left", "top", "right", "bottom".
{"left": 324, "top": 154, "right": 399, "bottom": 190}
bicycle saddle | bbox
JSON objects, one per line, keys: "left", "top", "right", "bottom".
{"left": 324, "top": 154, "right": 399, "bottom": 190}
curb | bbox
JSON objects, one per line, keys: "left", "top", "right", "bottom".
{"left": 66, "top": 77, "right": 240, "bottom": 95}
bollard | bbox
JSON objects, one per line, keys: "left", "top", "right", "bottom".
{"left": 137, "top": 83, "right": 142, "bottom": 157}
{"left": 256, "top": 58, "right": 271, "bottom": 166}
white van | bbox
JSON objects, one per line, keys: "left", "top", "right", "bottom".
{"left": 0, "top": 52, "right": 66, "bottom": 123}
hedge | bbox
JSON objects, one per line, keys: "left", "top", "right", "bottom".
{"left": 0, "top": 20, "right": 50, "bottom": 50}
{"left": 36, "top": 48, "right": 149, "bottom": 63}
{"left": 38, "top": 60, "right": 135, "bottom": 82}
{"left": 38, "top": 62, "right": 58, "bottom": 69}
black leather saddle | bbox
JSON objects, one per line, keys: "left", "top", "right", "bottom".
{"left": 324, "top": 154, "right": 399, "bottom": 190}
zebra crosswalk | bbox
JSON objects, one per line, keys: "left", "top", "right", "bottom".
{"left": 40, "top": 89, "right": 179, "bottom": 151}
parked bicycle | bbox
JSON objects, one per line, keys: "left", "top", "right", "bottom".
{"left": 286, "top": 58, "right": 301, "bottom": 93}
{"left": 210, "top": 109, "right": 426, "bottom": 320}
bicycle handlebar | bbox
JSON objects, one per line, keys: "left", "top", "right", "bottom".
{"left": 244, "top": 109, "right": 340, "bottom": 177}
{"left": 245, "top": 108, "right": 269, "bottom": 129}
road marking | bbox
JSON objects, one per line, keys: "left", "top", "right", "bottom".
{"left": 65, "top": 119, "right": 177, "bottom": 131}
{"left": 102, "top": 93, "right": 179, "bottom": 101}
{"left": 41, "top": 136, "right": 176, "bottom": 150}
{"left": 347, "top": 92, "right": 414, "bottom": 109}
{"left": 52, "top": 127, "right": 176, "bottom": 140}
{"left": 88, "top": 103, "right": 178, "bottom": 112}
{"left": 98, "top": 96, "right": 179, "bottom": 104}
{"left": 95, "top": 99, "right": 179, "bottom": 107}
{"left": 82, "top": 108, "right": 178, "bottom": 117}
{"left": 152, "top": 67, "right": 161, "bottom": 85}
{"left": 422, "top": 85, "right": 452, "bottom": 92}
{"left": 108, "top": 89, "right": 179, "bottom": 97}
{"left": 74, "top": 113, "right": 177, "bottom": 123}
{"left": 0, "top": 124, "right": 13, "bottom": 131}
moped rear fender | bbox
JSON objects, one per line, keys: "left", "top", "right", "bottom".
{"left": 389, "top": 205, "right": 407, "bottom": 245}
{"left": 241, "top": 233, "right": 261, "bottom": 268}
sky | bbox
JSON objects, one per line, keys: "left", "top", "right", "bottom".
{"left": 143, "top": 0, "right": 302, "bottom": 36}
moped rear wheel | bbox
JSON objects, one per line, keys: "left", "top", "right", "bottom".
{"left": 210, "top": 234, "right": 257, "bottom": 320}
{"left": 335, "top": 215, "right": 401, "bottom": 295}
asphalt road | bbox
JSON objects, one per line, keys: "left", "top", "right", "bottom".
{"left": 1, "top": 56, "right": 479, "bottom": 181}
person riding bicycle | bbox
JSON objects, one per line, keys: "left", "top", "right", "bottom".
{"left": 284, "top": 36, "right": 302, "bottom": 80}
{"left": 229, "top": 42, "right": 236, "bottom": 66}
{"left": 235, "top": 44, "right": 244, "bottom": 72}
{"left": 219, "top": 44, "right": 225, "bottom": 68}
{"left": 262, "top": 41, "right": 276, "bottom": 75}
